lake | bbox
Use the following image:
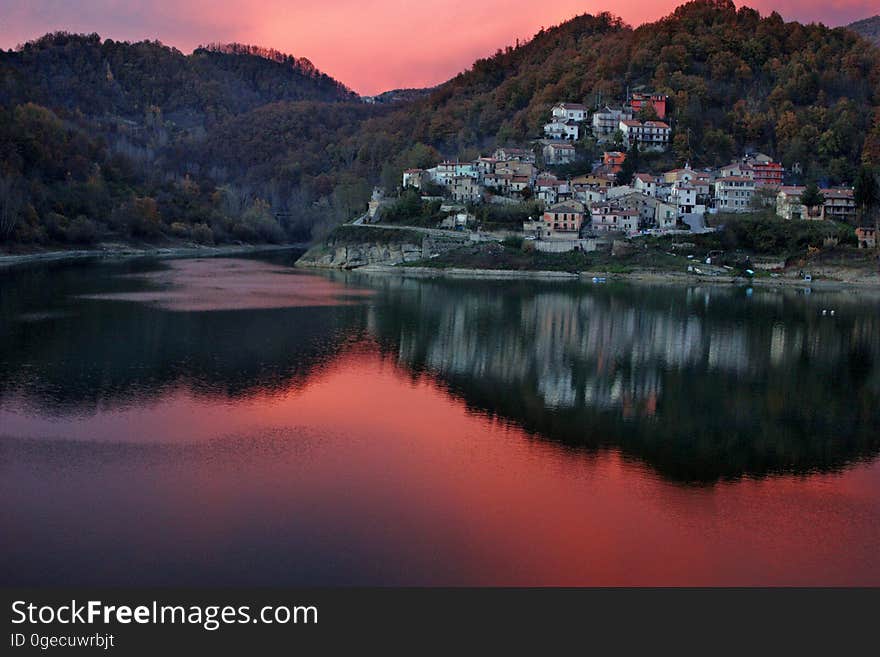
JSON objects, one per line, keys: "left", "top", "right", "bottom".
{"left": 2, "top": 254, "right": 879, "bottom": 586}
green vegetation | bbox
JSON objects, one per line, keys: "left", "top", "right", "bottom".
{"left": 404, "top": 241, "right": 686, "bottom": 273}
{"left": 714, "top": 214, "right": 855, "bottom": 255}
{"left": 800, "top": 183, "right": 825, "bottom": 216}
{"left": 324, "top": 225, "right": 424, "bottom": 246}
{"left": 379, "top": 189, "right": 443, "bottom": 226}
{"left": 472, "top": 202, "right": 543, "bottom": 231}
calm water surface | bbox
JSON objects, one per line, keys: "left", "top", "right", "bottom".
{"left": 2, "top": 254, "right": 879, "bottom": 585}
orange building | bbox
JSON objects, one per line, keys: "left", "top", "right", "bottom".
{"left": 630, "top": 93, "right": 668, "bottom": 119}
{"left": 603, "top": 151, "right": 626, "bottom": 173}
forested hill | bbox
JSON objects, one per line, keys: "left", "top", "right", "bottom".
{"left": 2, "top": 1, "right": 880, "bottom": 249}
{"left": 0, "top": 33, "right": 356, "bottom": 124}
{"left": 355, "top": 0, "right": 880, "bottom": 178}
{"left": 848, "top": 16, "right": 880, "bottom": 46}
{"left": 0, "top": 32, "right": 366, "bottom": 247}
{"left": 194, "top": 0, "right": 880, "bottom": 236}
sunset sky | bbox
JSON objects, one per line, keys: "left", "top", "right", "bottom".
{"left": 1, "top": 1, "right": 876, "bottom": 94}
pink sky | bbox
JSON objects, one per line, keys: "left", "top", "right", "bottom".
{"left": 0, "top": 1, "right": 876, "bottom": 94}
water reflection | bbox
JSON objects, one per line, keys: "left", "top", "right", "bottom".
{"left": 352, "top": 273, "right": 880, "bottom": 482}
{"left": 0, "top": 257, "right": 369, "bottom": 414}
{"left": 2, "top": 257, "right": 880, "bottom": 585}
{"left": 2, "top": 258, "right": 879, "bottom": 482}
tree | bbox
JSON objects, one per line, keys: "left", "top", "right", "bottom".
{"left": 855, "top": 166, "right": 880, "bottom": 250}
{"left": 616, "top": 143, "right": 639, "bottom": 186}
{"left": 854, "top": 166, "right": 879, "bottom": 220}
{"left": 0, "top": 174, "right": 25, "bottom": 240}
{"left": 637, "top": 104, "right": 658, "bottom": 122}
{"left": 800, "top": 183, "right": 825, "bottom": 218}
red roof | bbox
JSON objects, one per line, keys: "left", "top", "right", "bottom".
{"left": 821, "top": 188, "right": 854, "bottom": 199}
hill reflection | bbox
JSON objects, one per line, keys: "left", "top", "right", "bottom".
{"left": 0, "top": 258, "right": 369, "bottom": 414}
{"left": 2, "top": 257, "right": 879, "bottom": 483}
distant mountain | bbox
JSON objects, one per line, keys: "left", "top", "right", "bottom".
{"left": 361, "top": 87, "right": 436, "bottom": 105}
{"left": 848, "top": 16, "right": 880, "bottom": 46}
{"left": 0, "top": 33, "right": 356, "bottom": 126}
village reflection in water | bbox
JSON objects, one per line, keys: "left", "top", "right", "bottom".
{"left": 353, "top": 272, "right": 880, "bottom": 481}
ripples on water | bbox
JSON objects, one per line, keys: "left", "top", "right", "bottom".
{"left": 1, "top": 255, "right": 879, "bottom": 585}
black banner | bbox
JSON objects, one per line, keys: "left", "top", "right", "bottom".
{"left": 2, "top": 588, "right": 878, "bottom": 654}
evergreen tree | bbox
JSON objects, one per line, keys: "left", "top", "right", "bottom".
{"left": 855, "top": 166, "right": 879, "bottom": 222}
{"left": 800, "top": 183, "right": 825, "bottom": 218}
{"left": 616, "top": 143, "right": 640, "bottom": 185}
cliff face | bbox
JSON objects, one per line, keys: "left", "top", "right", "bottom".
{"left": 296, "top": 240, "right": 427, "bottom": 268}
{"left": 295, "top": 225, "right": 469, "bottom": 269}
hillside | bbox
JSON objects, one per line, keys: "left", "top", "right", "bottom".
{"left": 0, "top": 33, "right": 365, "bottom": 246}
{"left": 0, "top": 33, "right": 356, "bottom": 124}
{"left": 848, "top": 16, "right": 880, "bottom": 46}
{"left": 2, "top": 1, "right": 880, "bottom": 248}
{"left": 365, "top": 0, "right": 880, "bottom": 179}
{"left": 194, "top": 0, "right": 880, "bottom": 235}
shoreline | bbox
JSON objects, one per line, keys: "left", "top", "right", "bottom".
{"left": 0, "top": 243, "right": 306, "bottom": 270}
{"left": 343, "top": 263, "right": 880, "bottom": 290}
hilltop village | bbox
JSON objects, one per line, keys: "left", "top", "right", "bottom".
{"left": 373, "top": 93, "right": 874, "bottom": 256}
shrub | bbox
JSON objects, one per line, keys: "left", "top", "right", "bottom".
{"left": 169, "top": 222, "right": 191, "bottom": 238}
{"left": 191, "top": 223, "right": 214, "bottom": 245}
{"left": 68, "top": 216, "right": 98, "bottom": 244}
{"left": 502, "top": 235, "right": 525, "bottom": 250}
{"left": 44, "top": 212, "right": 69, "bottom": 242}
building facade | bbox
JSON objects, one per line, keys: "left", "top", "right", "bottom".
{"left": 714, "top": 177, "right": 756, "bottom": 212}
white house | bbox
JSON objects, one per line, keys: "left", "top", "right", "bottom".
{"left": 633, "top": 173, "right": 661, "bottom": 197}
{"left": 473, "top": 157, "right": 497, "bottom": 177}
{"left": 551, "top": 102, "right": 587, "bottom": 122}
{"left": 591, "top": 105, "right": 633, "bottom": 139}
{"left": 572, "top": 185, "right": 606, "bottom": 205}
{"left": 590, "top": 205, "right": 640, "bottom": 234}
{"left": 670, "top": 184, "right": 706, "bottom": 216}
{"left": 402, "top": 168, "right": 424, "bottom": 189}
{"left": 619, "top": 119, "right": 671, "bottom": 150}
{"left": 544, "top": 119, "right": 579, "bottom": 141}
{"left": 512, "top": 176, "right": 532, "bottom": 193}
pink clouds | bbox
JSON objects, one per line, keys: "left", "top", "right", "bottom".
{"left": 0, "top": 1, "right": 876, "bottom": 94}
